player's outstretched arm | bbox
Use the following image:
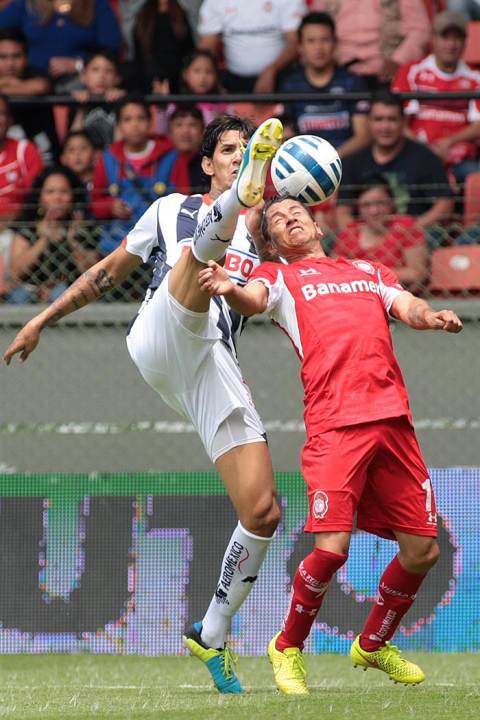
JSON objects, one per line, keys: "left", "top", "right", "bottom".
{"left": 3, "top": 246, "right": 142, "bottom": 365}
{"left": 391, "top": 293, "right": 463, "bottom": 333}
{"left": 198, "top": 260, "right": 268, "bottom": 317}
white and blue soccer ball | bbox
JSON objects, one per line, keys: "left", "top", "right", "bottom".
{"left": 271, "top": 134, "right": 342, "bottom": 206}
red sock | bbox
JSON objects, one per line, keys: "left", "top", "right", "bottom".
{"left": 276, "top": 547, "right": 347, "bottom": 652}
{"left": 360, "top": 555, "right": 427, "bottom": 652}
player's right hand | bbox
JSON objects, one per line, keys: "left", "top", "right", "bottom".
{"left": 3, "top": 320, "right": 42, "bottom": 365}
{"left": 198, "top": 260, "right": 233, "bottom": 296}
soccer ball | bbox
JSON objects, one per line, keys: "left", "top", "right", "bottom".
{"left": 271, "top": 135, "right": 342, "bottom": 206}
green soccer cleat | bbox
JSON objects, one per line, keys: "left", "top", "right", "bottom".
{"left": 183, "top": 622, "right": 243, "bottom": 694}
{"left": 234, "top": 117, "right": 283, "bottom": 207}
{"left": 267, "top": 632, "right": 309, "bottom": 695}
{"left": 350, "top": 635, "right": 426, "bottom": 685}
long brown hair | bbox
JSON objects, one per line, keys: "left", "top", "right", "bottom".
{"left": 28, "top": 0, "right": 95, "bottom": 27}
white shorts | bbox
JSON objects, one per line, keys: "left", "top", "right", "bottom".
{"left": 126, "top": 274, "right": 265, "bottom": 462}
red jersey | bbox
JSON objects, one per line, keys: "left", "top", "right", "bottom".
{"left": 333, "top": 215, "right": 425, "bottom": 269}
{"left": 392, "top": 55, "right": 480, "bottom": 165}
{"left": 250, "top": 257, "right": 411, "bottom": 436}
{"left": 0, "top": 138, "right": 43, "bottom": 219}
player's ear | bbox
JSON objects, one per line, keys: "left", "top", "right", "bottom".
{"left": 201, "top": 155, "right": 214, "bottom": 177}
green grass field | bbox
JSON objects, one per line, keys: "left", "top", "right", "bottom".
{"left": 0, "top": 653, "right": 478, "bottom": 720}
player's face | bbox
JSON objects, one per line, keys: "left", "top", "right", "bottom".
{"left": 265, "top": 199, "right": 322, "bottom": 260}
{"left": 202, "top": 129, "right": 245, "bottom": 194}
{"left": 368, "top": 103, "right": 404, "bottom": 149}
{"left": 0, "top": 40, "right": 26, "bottom": 78}
{"left": 433, "top": 29, "right": 465, "bottom": 71}
{"left": 299, "top": 23, "right": 335, "bottom": 71}
{"left": 357, "top": 186, "right": 393, "bottom": 230}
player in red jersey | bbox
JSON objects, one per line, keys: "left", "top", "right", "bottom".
{"left": 199, "top": 195, "right": 463, "bottom": 694}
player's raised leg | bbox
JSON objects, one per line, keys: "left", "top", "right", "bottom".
{"left": 351, "top": 532, "right": 439, "bottom": 685}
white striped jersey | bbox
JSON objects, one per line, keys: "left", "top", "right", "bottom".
{"left": 124, "top": 192, "right": 259, "bottom": 355}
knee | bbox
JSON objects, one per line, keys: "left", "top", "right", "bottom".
{"left": 241, "top": 492, "right": 281, "bottom": 538}
{"left": 400, "top": 539, "right": 440, "bottom": 573}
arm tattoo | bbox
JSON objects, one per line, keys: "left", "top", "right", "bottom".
{"left": 408, "top": 300, "right": 430, "bottom": 328}
{"left": 93, "top": 268, "right": 115, "bottom": 293}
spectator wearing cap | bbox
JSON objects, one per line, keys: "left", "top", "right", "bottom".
{"left": 393, "top": 11, "right": 480, "bottom": 184}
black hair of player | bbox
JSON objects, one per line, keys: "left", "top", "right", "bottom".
{"left": 201, "top": 115, "right": 254, "bottom": 159}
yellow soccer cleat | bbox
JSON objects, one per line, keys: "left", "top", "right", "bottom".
{"left": 350, "top": 635, "right": 426, "bottom": 686}
{"left": 267, "top": 632, "right": 309, "bottom": 695}
{"left": 235, "top": 117, "right": 283, "bottom": 207}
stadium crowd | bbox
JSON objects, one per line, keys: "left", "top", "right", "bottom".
{"left": 1, "top": 0, "right": 480, "bottom": 302}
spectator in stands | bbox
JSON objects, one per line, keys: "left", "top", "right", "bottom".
{"left": 60, "top": 129, "right": 97, "bottom": 195}
{"left": 0, "top": 94, "right": 43, "bottom": 221}
{"left": 0, "top": 0, "right": 121, "bottom": 92}
{"left": 6, "top": 165, "right": 100, "bottom": 303}
{"left": 91, "top": 96, "right": 188, "bottom": 255}
{"left": 167, "top": 104, "right": 207, "bottom": 194}
{"left": 334, "top": 176, "right": 428, "bottom": 291}
{"left": 309, "top": 0, "right": 431, "bottom": 88}
{"left": 0, "top": 28, "right": 57, "bottom": 163}
{"left": 152, "top": 49, "right": 234, "bottom": 134}
{"left": 132, "top": 0, "right": 194, "bottom": 93}
{"left": 279, "top": 12, "right": 370, "bottom": 159}
{"left": 198, "top": 0, "right": 305, "bottom": 93}
{"left": 392, "top": 11, "right": 480, "bottom": 185}
{"left": 336, "top": 92, "right": 454, "bottom": 241}
{"left": 67, "top": 49, "right": 125, "bottom": 150}
{"left": 447, "top": 0, "right": 480, "bottom": 20}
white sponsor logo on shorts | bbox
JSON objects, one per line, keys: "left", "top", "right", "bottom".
{"left": 312, "top": 490, "right": 329, "bottom": 519}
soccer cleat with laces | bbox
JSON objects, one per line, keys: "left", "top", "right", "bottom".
{"left": 350, "top": 635, "right": 426, "bottom": 685}
{"left": 234, "top": 117, "right": 283, "bottom": 207}
{"left": 182, "top": 622, "right": 243, "bottom": 694}
{"left": 267, "top": 632, "right": 309, "bottom": 695}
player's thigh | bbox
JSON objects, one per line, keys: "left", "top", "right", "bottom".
{"left": 359, "top": 416, "right": 437, "bottom": 539}
{"left": 302, "top": 426, "right": 374, "bottom": 533}
{"left": 168, "top": 250, "right": 210, "bottom": 312}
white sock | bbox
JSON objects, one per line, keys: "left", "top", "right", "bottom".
{"left": 200, "top": 521, "right": 273, "bottom": 649}
{"left": 192, "top": 187, "right": 243, "bottom": 263}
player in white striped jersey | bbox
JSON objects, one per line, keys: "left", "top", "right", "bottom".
{"left": 4, "top": 115, "right": 284, "bottom": 694}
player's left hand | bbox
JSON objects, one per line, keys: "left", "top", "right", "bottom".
{"left": 425, "top": 309, "right": 463, "bottom": 333}
{"left": 198, "top": 260, "right": 233, "bottom": 296}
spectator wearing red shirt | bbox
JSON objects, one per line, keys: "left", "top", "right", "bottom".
{"left": 392, "top": 11, "right": 480, "bottom": 184}
{"left": 0, "top": 94, "right": 43, "bottom": 221}
{"left": 333, "top": 177, "right": 428, "bottom": 291}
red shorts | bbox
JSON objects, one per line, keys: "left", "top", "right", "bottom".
{"left": 302, "top": 416, "right": 437, "bottom": 540}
